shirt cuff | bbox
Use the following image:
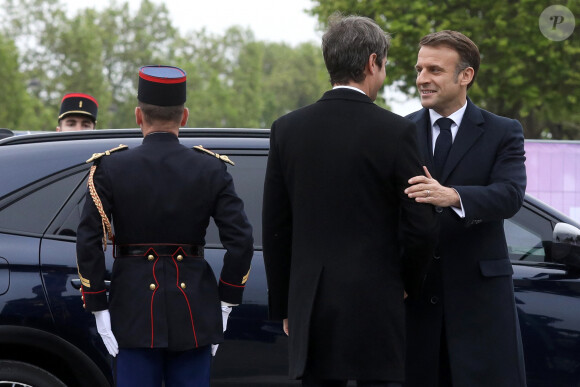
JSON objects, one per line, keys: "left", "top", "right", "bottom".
{"left": 221, "top": 301, "right": 238, "bottom": 307}
{"left": 451, "top": 188, "right": 466, "bottom": 218}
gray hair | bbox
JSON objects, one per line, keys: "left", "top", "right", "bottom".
{"left": 322, "top": 13, "right": 391, "bottom": 85}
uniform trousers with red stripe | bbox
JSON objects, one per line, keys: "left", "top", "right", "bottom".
{"left": 114, "top": 345, "right": 211, "bottom": 387}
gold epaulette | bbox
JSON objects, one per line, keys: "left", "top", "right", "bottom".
{"left": 85, "top": 145, "right": 127, "bottom": 251}
{"left": 86, "top": 144, "right": 129, "bottom": 164}
{"left": 193, "top": 145, "right": 235, "bottom": 166}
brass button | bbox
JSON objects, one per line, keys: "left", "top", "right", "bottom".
{"left": 82, "top": 304, "right": 86, "bottom": 309}
{"left": 147, "top": 254, "right": 155, "bottom": 261}
{"left": 176, "top": 255, "right": 183, "bottom": 262}
{"left": 149, "top": 284, "right": 156, "bottom": 291}
{"left": 180, "top": 282, "right": 186, "bottom": 289}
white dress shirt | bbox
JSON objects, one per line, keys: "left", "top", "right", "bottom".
{"left": 429, "top": 101, "right": 468, "bottom": 218}
{"left": 333, "top": 85, "right": 367, "bottom": 95}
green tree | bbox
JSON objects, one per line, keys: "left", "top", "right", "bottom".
{"left": 174, "top": 27, "right": 246, "bottom": 128}
{"left": 0, "top": 0, "right": 331, "bottom": 131}
{"left": 0, "top": 33, "right": 50, "bottom": 130}
{"left": 260, "top": 42, "right": 329, "bottom": 127}
{"left": 0, "top": 0, "right": 178, "bottom": 130}
{"left": 309, "top": 0, "right": 580, "bottom": 139}
{"left": 94, "top": 0, "right": 178, "bottom": 128}
{"left": 1, "top": 0, "right": 65, "bottom": 129}
{"left": 175, "top": 27, "right": 329, "bottom": 128}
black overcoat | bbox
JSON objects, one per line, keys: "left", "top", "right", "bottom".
{"left": 404, "top": 100, "right": 527, "bottom": 387}
{"left": 262, "top": 89, "right": 438, "bottom": 381}
{"left": 76, "top": 132, "right": 253, "bottom": 351}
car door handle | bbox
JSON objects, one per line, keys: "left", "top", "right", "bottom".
{"left": 70, "top": 279, "right": 111, "bottom": 290}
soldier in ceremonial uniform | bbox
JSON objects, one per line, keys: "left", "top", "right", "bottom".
{"left": 56, "top": 93, "right": 98, "bottom": 131}
{"left": 76, "top": 65, "right": 253, "bottom": 387}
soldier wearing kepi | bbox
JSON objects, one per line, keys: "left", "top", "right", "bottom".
{"left": 76, "top": 65, "right": 253, "bottom": 387}
{"left": 56, "top": 93, "right": 98, "bottom": 131}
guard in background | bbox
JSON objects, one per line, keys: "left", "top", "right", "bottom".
{"left": 56, "top": 93, "right": 98, "bottom": 131}
{"left": 76, "top": 65, "right": 253, "bottom": 387}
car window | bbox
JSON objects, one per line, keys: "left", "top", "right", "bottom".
{"left": 505, "top": 205, "right": 554, "bottom": 263}
{"left": 47, "top": 178, "right": 89, "bottom": 238}
{"left": 205, "top": 155, "right": 267, "bottom": 248}
{"left": 45, "top": 154, "right": 267, "bottom": 248}
{"left": 0, "top": 170, "right": 87, "bottom": 235}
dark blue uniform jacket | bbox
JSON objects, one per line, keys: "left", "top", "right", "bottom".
{"left": 76, "top": 132, "right": 253, "bottom": 351}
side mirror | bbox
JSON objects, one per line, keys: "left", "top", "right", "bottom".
{"left": 552, "top": 222, "right": 580, "bottom": 270}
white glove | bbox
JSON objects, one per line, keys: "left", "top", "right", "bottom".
{"left": 93, "top": 309, "right": 119, "bottom": 357}
{"left": 211, "top": 305, "right": 233, "bottom": 356}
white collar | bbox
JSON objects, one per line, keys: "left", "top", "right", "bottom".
{"left": 429, "top": 100, "right": 468, "bottom": 128}
{"left": 332, "top": 85, "right": 367, "bottom": 96}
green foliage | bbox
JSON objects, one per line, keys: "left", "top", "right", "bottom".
{"left": 259, "top": 42, "right": 329, "bottom": 127}
{"left": 0, "top": 32, "right": 51, "bottom": 130}
{"left": 0, "top": 0, "right": 329, "bottom": 131}
{"left": 309, "top": 0, "right": 580, "bottom": 139}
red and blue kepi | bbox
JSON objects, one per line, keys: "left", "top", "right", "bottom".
{"left": 58, "top": 93, "right": 98, "bottom": 123}
{"left": 138, "top": 65, "right": 187, "bottom": 106}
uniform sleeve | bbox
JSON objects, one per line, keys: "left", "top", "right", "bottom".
{"left": 395, "top": 121, "right": 439, "bottom": 297}
{"left": 262, "top": 123, "right": 293, "bottom": 320}
{"left": 212, "top": 164, "right": 254, "bottom": 305}
{"left": 76, "top": 162, "right": 113, "bottom": 311}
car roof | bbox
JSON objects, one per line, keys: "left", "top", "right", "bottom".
{"left": 0, "top": 128, "right": 269, "bottom": 198}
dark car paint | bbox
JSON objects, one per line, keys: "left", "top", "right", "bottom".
{"left": 0, "top": 129, "right": 579, "bottom": 386}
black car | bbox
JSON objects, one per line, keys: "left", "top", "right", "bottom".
{"left": 0, "top": 129, "right": 579, "bottom": 387}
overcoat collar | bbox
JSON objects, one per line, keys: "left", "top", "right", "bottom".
{"left": 413, "top": 98, "right": 485, "bottom": 183}
{"left": 318, "top": 88, "right": 375, "bottom": 104}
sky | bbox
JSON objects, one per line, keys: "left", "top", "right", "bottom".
{"left": 65, "top": 0, "right": 421, "bottom": 115}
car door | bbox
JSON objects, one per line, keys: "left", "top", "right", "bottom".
{"left": 37, "top": 165, "right": 114, "bottom": 382}
{"left": 507, "top": 202, "right": 580, "bottom": 387}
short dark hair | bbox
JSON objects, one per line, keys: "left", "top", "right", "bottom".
{"left": 419, "top": 30, "right": 480, "bottom": 89}
{"left": 138, "top": 102, "right": 184, "bottom": 125}
{"left": 322, "top": 13, "right": 391, "bottom": 85}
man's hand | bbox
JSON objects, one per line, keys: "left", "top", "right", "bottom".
{"left": 283, "top": 318, "right": 289, "bottom": 336}
{"left": 93, "top": 309, "right": 118, "bottom": 357}
{"left": 212, "top": 305, "right": 233, "bottom": 356}
{"left": 405, "top": 166, "right": 460, "bottom": 208}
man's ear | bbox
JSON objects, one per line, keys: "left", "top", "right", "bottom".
{"left": 460, "top": 67, "right": 475, "bottom": 86}
{"left": 135, "top": 107, "right": 143, "bottom": 126}
{"left": 367, "top": 53, "right": 378, "bottom": 74}
{"left": 181, "top": 108, "right": 189, "bottom": 127}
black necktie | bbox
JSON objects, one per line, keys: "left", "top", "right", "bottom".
{"left": 434, "top": 117, "right": 453, "bottom": 179}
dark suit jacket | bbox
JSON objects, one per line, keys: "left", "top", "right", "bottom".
{"left": 405, "top": 99, "right": 527, "bottom": 387}
{"left": 76, "top": 132, "right": 253, "bottom": 351}
{"left": 262, "top": 89, "right": 438, "bottom": 381}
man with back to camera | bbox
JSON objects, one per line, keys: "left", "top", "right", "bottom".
{"left": 56, "top": 92, "right": 98, "bottom": 131}
{"left": 262, "top": 14, "right": 438, "bottom": 387}
{"left": 404, "top": 30, "right": 527, "bottom": 387}
{"left": 76, "top": 65, "right": 253, "bottom": 386}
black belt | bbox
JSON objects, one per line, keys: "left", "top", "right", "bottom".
{"left": 114, "top": 244, "right": 204, "bottom": 258}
